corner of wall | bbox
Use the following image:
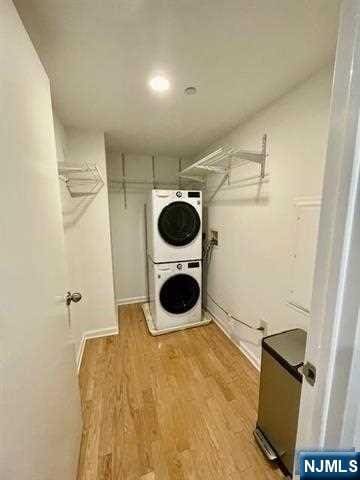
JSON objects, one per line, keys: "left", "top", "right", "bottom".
{"left": 76, "top": 325, "right": 119, "bottom": 374}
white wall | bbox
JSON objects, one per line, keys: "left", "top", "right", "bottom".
{"left": 204, "top": 67, "right": 332, "bottom": 367}
{"left": 54, "top": 119, "right": 117, "bottom": 363}
{"left": 108, "top": 153, "right": 183, "bottom": 304}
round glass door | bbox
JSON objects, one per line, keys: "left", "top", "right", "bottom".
{"left": 160, "top": 274, "right": 200, "bottom": 314}
{"left": 158, "top": 201, "right": 201, "bottom": 246}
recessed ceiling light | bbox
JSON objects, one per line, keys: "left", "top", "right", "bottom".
{"left": 149, "top": 75, "right": 170, "bottom": 93}
{"left": 184, "top": 86, "right": 197, "bottom": 95}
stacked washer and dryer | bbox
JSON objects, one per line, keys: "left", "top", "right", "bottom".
{"left": 145, "top": 189, "right": 209, "bottom": 334}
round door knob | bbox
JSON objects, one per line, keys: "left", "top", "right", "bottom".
{"left": 66, "top": 291, "right": 82, "bottom": 306}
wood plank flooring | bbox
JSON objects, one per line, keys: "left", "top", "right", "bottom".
{"left": 77, "top": 304, "right": 283, "bottom": 479}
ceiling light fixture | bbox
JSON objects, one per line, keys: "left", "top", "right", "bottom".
{"left": 149, "top": 75, "right": 170, "bottom": 93}
{"left": 184, "top": 86, "right": 197, "bottom": 95}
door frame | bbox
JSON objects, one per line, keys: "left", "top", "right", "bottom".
{"left": 295, "top": 0, "right": 360, "bottom": 470}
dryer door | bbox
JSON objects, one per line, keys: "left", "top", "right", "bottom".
{"left": 160, "top": 274, "right": 200, "bottom": 314}
{"left": 158, "top": 201, "right": 201, "bottom": 246}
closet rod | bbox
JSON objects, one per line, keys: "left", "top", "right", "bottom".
{"left": 111, "top": 178, "right": 179, "bottom": 186}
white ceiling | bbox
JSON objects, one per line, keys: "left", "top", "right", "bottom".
{"left": 14, "top": 0, "right": 341, "bottom": 157}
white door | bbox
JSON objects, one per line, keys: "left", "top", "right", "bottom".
{"left": 296, "top": 0, "right": 360, "bottom": 472}
{"left": 0, "top": 1, "right": 82, "bottom": 479}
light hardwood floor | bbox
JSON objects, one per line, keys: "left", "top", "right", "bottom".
{"left": 77, "top": 304, "right": 283, "bottom": 479}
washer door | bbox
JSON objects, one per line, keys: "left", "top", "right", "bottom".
{"left": 160, "top": 274, "right": 200, "bottom": 314}
{"left": 158, "top": 201, "right": 201, "bottom": 246}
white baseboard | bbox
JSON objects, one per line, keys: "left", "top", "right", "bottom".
{"left": 206, "top": 308, "right": 261, "bottom": 371}
{"left": 116, "top": 296, "right": 147, "bottom": 306}
{"left": 76, "top": 325, "right": 119, "bottom": 374}
{"left": 235, "top": 336, "right": 261, "bottom": 371}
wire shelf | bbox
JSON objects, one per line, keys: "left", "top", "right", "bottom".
{"left": 107, "top": 136, "right": 267, "bottom": 208}
{"left": 178, "top": 134, "right": 268, "bottom": 202}
{"left": 58, "top": 162, "right": 104, "bottom": 198}
{"left": 179, "top": 134, "right": 267, "bottom": 182}
{"left": 108, "top": 155, "right": 204, "bottom": 209}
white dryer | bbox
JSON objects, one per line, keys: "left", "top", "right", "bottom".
{"left": 148, "top": 258, "right": 202, "bottom": 330}
{"left": 147, "top": 189, "right": 202, "bottom": 263}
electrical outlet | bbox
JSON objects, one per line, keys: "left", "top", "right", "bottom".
{"left": 210, "top": 230, "right": 219, "bottom": 246}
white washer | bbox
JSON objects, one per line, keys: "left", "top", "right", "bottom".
{"left": 147, "top": 189, "right": 202, "bottom": 263}
{"left": 148, "top": 258, "right": 202, "bottom": 330}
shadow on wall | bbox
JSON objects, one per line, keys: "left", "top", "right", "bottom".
{"left": 206, "top": 181, "right": 270, "bottom": 207}
{"left": 209, "top": 195, "right": 270, "bottom": 207}
{"left": 62, "top": 195, "right": 97, "bottom": 230}
{"left": 61, "top": 182, "right": 103, "bottom": 230}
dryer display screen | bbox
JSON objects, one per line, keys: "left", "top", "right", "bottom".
{"left": 160, "top": 274, "right": 200, "bottom": 314}
{"left": 188, "top": 262, "right": 200, "bottom": 268}
{"left": 158, "top": 201, "right": 201, "bottom": 246}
